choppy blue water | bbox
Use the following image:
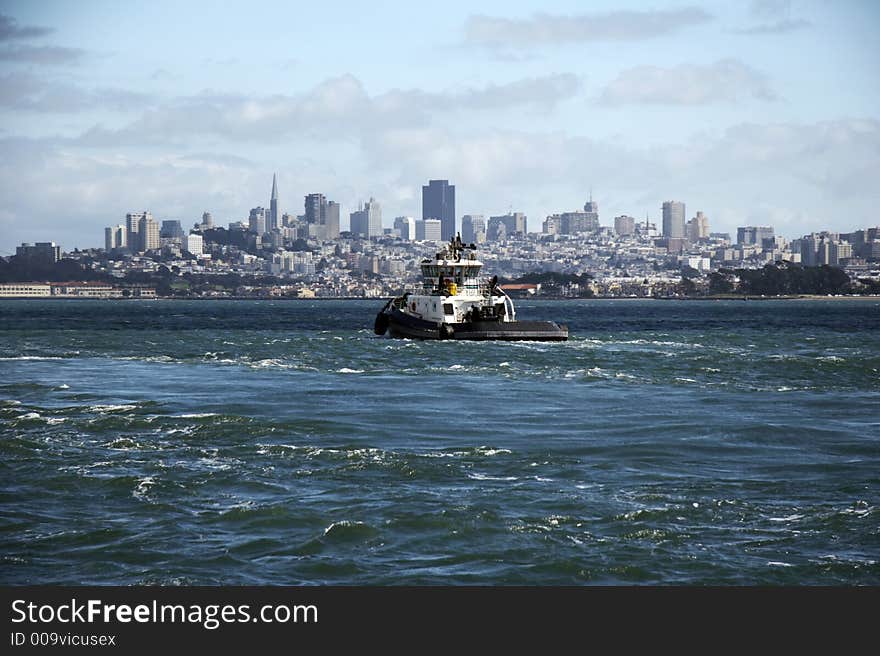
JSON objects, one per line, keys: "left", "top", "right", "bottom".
{"left": 1, "top": 299, "right": 878, "bottom": 585}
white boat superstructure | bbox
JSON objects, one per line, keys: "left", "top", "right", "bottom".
{"left": 374, "top": 235, "right": 568, "bottom": 341}
{"left": 402, "top": 237, "right": 515, "bottom": 326}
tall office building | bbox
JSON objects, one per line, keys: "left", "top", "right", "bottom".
{"left": 325, "top": 201, "right": 340, "bottom": 240}
{"left": 394, "top": 216, "right": 416, "bottom": 240}
{"left": 349, "top": 204, "right": 369, "bottom": 238}
{"left": 800, "top": 234, "right": 819, "bottom": 266}
{"left": 126, "top": 211, "right": 151, "bottom": 249}
{"left": 365, "top": 197, "right": 382, "bottom": 237}
{"left": 201, "top": 212, "right": 213, "bottom": 230}
{"left": 737, "top": 226, "right": 774, "bottom": 246}
{"left": 422, "top": 179, "right": 455, "bottom": 241}
{"left": 137, "top": 215, "right": 160, "bottom": 252}
{"left": 461, "top": 215, "right": 486, "bottom": 243}
{"left": 488, "top": 213, "right": 527, "bottom": 241}
{"left": 304, "top": 193, "right": 325, "bottom": 225}
{"left": 269, "top": 174, "right": 280, "bottom": 231}
{"left": 687, "top": 211, "right": 709, "bottom": 242}
{"left": 415, "top": 219, "right": 442, "bottom": 241}
{"left": 304, "top": 193, "right": 339, "bottom": 239}
{"left": 662, "top": 201, "right": 686, "bottom": 239}
{"left": 186, "top": 233, "right": 204, "bottom": 255}
{"left": 249, "top": 207, "right": 267, "bottom": 235}
{"left": 583, "top": 193, "right": 599, "bottom": 226}
{"left": 160, "top": 220, "right": 184, "bottom": 240}
{"left": 349, "top": 199, "right": 381, "bottom": 238}
{"left": 104, "top": 225, "right": 126, "bottom": 251}
{"left": 542, "top": 215, "right": 560, "bottom": 235}
{"left": 15, "top": 242, "right": 61, "bottom": 264}
{"left": 614, "top": 215, "right": 636, "bottom": 237}
{"left": 830, "top": 240, "right": 852, "bottom": 265}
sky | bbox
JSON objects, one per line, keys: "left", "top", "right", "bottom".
{"left": 0, "top": 0, "right": 878, "bottom": 254}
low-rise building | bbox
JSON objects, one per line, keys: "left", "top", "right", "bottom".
{"left": 0, "top": 283, "right": 52, "bottom": 297}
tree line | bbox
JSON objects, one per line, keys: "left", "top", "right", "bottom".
{"left": 707, "top": 263, "right": 858, "bottom": 296}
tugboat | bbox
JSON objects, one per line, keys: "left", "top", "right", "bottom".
{"left": 374, "top": 235, "right": 568, "bottom": 341}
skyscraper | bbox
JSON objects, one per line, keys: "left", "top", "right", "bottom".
{"left": 304, "top": 193, "right": 325, "bottom": 225}
{"left": 488, "top": 213, "right": 527, "bottom": 241}
{"left": 422, "top": 179, "right": 455, "bottom": 241}
{"left": 800, "top": 234, "right": 819, "bottom": 266}
{"left": 583, "top": 192, "right": 599, "bottom": 225}
{"left": 558, "top": 211, "right": 599, "bottom": 235}
{"left": 186, "top": 233, "right": 204, "bottom": 255}
{"left": 662, "top": 201, "right": 686, "bottom": 239}
{"left": 687, "top": 211, "right": 709, "bottom": 242}
{"left": 349, "top": 204, "right": 369, "bottom": 238}
{"left": 15, "top": 242, "right": 60, "bottom": 264}
{"left": 614, "top": 215, "right": 636, "bottom": 237}
{"left": 269, "top": 174, "right": 279, "bottom": 231}
{"left": 302, "top": 193, "right": 340, "bottom": 240}
{"left": 365, "top": 197, "right": 382, "bottom": 237}
{"left": 393, "top": 216, "right": 416, "bottom": 240}
{"left": 325, "top": 201, "right": 340, "bottom": 240}
{"left": 542, "top": 215, "right": 560, "bottom": 235}
{"left": 461, "top": 215, "right": 485, "bottom": 243}
{"left": 137, "top": 215, "right": 160, "bottom": 252}
{"left": 349, "top": 198, "right": 381, "bottom": 238}
{"left": 105, "top": 225, "right": 126, "bottom": 251}
{"left": 737, "top": 226, "right": 774, "bottom": 246}
{"left": 126, "top": 211, "right": 151, "bottom": 249}
{"left": 415, "top": 219, "right": 442, "bottom": 241}
{"left": 249, "top": 207, "right": 267, "bottom": 235}
{"left": 160, "top": 220, "right": 184, "bottom": 240}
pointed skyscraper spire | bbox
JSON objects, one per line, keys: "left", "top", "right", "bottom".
{"left": 269, "top": 173, "right": 279, "bottom": 231}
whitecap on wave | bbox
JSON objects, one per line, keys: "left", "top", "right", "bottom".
{"left": 132, "top": 476, "right": 157, "bottom": 501}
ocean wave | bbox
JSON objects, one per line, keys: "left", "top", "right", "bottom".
{"left": 89, "top": 404, "right": 137, "bottom": 413}
{"left": 132, "top": 476, "right": 157, "bottom": 501}
{"left": 0, "top": 355, "right": 67, "bottom": 360}
{"left": 768, "top": 514, "right": 804, "bottom": 523}
{"left": 467, "top": 472, "right": 517, "bottom": 481}
{"left": 322, "top": 520, "right": 378, "bottom": 541}
{"left": 105, "top": 437, "right": 144, "bottom": 450}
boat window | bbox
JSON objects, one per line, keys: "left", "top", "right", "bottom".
{"left": 443, "top": 303, "right": 454, "bottom": 315}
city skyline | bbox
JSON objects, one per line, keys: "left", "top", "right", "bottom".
{"left": 1, "top": 1, "right": 879, "bottom": 254}
{"left": 8, "top": 169, "right": 880, "bottom": 257}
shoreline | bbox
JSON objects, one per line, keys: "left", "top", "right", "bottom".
{"left": 1, "top": 294, "right": 878, "bottom": 302}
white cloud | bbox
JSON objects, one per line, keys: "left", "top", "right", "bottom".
{"left": 465, "top": 8, "right": 712, "bottom": 47}
{"left": 599, "top": 59, "right": 776, "bottom": 105}
{"left": 0, "top": 72, "right": 151, "bottom": 112}
{"left": 74, "top": 73, "right": 581, "bottom": 146}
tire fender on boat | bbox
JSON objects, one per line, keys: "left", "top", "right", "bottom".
{"left": 439, "top": 323, "right": 454, "bottom": 340}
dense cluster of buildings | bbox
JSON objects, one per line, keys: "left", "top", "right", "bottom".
{"left": 3, "top": 175, "right": 879, "bottom": 299}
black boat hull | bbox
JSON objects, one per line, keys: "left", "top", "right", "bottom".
{"left": 381, "top": 307, "right": 568, "bottom": 341}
